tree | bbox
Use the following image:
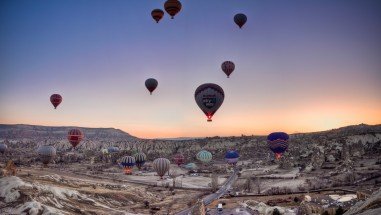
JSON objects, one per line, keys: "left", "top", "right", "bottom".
{"left": 254, "top": 177, "right": 261, "bottom": 194}
{"left": 211, "top": 173, "right": 218, "bottom": 192}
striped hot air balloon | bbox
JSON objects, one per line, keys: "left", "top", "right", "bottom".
{"left": 164, "top": 0, "right": 182, "bottom": 19}
{"left": 67, "top": 129, "right": 84, "bottom": 148}
{"left": 120, "top": 156, "right": 136, "bottom": 175}
{"left": 195, "top": 83, "right": 225, "bottom": 122}
{"left": 37, "top": 145, "right": 56, "bottom": 166}
{"left": 173, "top": 153, "right": 185, "bottom": 166}
{"left": 221, "top": 61, "right": 235, "bottom": 78}
{"left": 50, "top": 94, "right": 62, "bottom": 109}
{"left": 151, "top": 9, "right": 164, "bottom": 23}
{"left": 267, "top": 132, "right": 289, "bottom": 160}
{"left": 225, "top": 150, "right": 239, "bottom": 166}
{"left": 153, "top": 158, "right": 170, "bottom": 179}
{"left": 0, "top": 143, "right": 7, "bottom": 154}
{"left": 196, "top": 150, "right": 212, "bottom": 163}
{"left": 134, "top": 152, "right": 147, "bottom": 170}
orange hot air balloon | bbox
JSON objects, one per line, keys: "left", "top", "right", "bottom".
{"left": 164, "top": 0, "right": 182, "bottom": 19}
{"left": 151, "top": 9, "right": 164, "bottom": 23}
{"left": 68, "top": 128, "right": 84, "bottom": 148}
{"left": 50, "top": 94, "right": 62, "bottom": 109}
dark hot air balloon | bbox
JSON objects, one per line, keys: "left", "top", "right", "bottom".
{"left": 234, "top": 13, "right": 247, "bottom": 29}
{"left": 267, "top": 132, "right": 289, "bottom": 160}
{"left": 0, "top": 143, "right": 7, "bottom": 154}
{"left": 145, "top": 78, "right": 158, "bottom": 95}
{"left": 120, "top": 156, "right": 136, "bottom": 175}
{"left": 225, "top": 150, "right": 239, "bottom": 166}
{"left": 50, "top": 94, "right": 62, "bottom": 109}
{"left": 68, "top": 129, "right": 84, "bottom": 148}
{"left": 194, "top": 83, "right": 224, "bottom": 122}
{"left": 173, "top": 153, "right": 185, "bottom": 166}
{"left": 37, "top": 145, "right": 56, "bottom": 166}
{"left": 164, "top": 0, "right": 182, "bottom": 19}
{"left": 221, "top": 61, "right": 235, "bottom": 78}
{"left": 134, "top": 152, "right": 147, "bottom": 170}
{"left": 153, "top": 158, "right": 170, "bottom": 179}
{"left": 151, "top": 9, "right": 164, "bottom": 23}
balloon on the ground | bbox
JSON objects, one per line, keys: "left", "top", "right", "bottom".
{"left": 120, "top": 156, "right": 136, "bottom": 175}
{"left": 164, "top": 0, "right": 182, "bottom": 19}
{"left": 68, "top": 129, "right": 84, "bottom": 148}
{"left": 195, "top": 83, "right": 224, "bottom": 122}
{"left": 225, "top": 150, "right": 239, "bottom": 165}
{"left": 173, "top": 153, "right": 185, "bottom": 166}
{"left": 153, "top": 158, "right": 170, "bottom": 179}
{"left": 134, "top": 152, "right": 147, "bottom": 170}
{"left": 151, "top": 9, "right": 164, "bottom": 23}
{"left": 37, "top": 145, "right": 56, "bottom": 165}
{"left": 184, "top": 163, "right": 197, "bottom": 170}
{"left": 107, "top": 146, "right": 119, "bottom": 153}
{"left": 234, "top": 13, "right": 247, "bottom": 28}
{"left": 145, "top": 78, "right": 158, "bottom": 95}
{"left": 196, "top": 150, "right": 212, "bottom": 163}
{"left": 50, "top": 94, "right": 62, "bottom": 109}
{"left": 267, "top": 132, "right": 289, "bottom": 160}
{"left": 221, "top": 61, "right": 235, "bottom": 78}
{"left": 0, "top": 143, "right": 7, "bottom": 154}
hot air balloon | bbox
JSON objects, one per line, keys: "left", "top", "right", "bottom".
{"left": 50, "top": 94, "right": 62, "bottom": 109}
{"left": 37, "top": 145, "right": 56, "bottom": 166}
{"left": 153, "top": 158, "right": 170, "bottom": 179}
{"left": 184, "top": 163, "right": 197, "bottom": 170}
{"left": 194, "top": 83, "right": 224, "bottom": 122}
{"left": 267, "top": 132, "right": 289, "bottom": 160}
{"left": 221, "top": 61, "right": 235, "bottom": 78}
{"left": 151, "top": 9, "right": 164, "bottom": 23}
{"left": 107, "top": 146, "right": 119, "bottom": 153}
{"left": 68, "top": 129, "right": 84, "bottom": 148}
{"left": 120, "top": 156, "right": 136, "bottom": 175}
{"left": 101, "top": 148, "right": 108, "bottom": 154}
{"left": 225, "top": 150, "right": 239, "bottom": 166}
{"left": 164, "top": 0, "right": 182, "bottom": 19}
{"left": 173, "top": 153, "right": 185, "bottom": 166}
{"left": 196, "top": 150, "right": 212, "bottom": 163}
{"left": 0, "top": 143, "right": 7, "bottom": 154}
{"left": 234, "top": 13, "right": 247, "bottom": 29}
{"left": 145, "top": 78, "right": 158, "bottom": 95}
{"left": 134, "top": 152, "right": 147, "bottom": 170}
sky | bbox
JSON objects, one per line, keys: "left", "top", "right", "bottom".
{"left": 1, "top": 0, "right": 381, "bottom": 138}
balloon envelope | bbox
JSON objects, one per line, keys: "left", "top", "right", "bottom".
{"left": 134, "top": 152, "right": 147, "bottom": 170}
{"left": 50, "top": 94, "right": 62, "bottom": 109}
{"left": 196, "top": 150, "right": 212, "bottom": 163}
{"left": 221, "top": 61, "right": 235, "bottom": 78}
{"left": 37, "top": 145, "right": 56, "bottom": 165}
{"left": 225, "top": 150, "right": 239, "bottom": 165}
{"left": 234, "top": 13, "right": 247, "bottom": 28}
{"left": 267, "top": 132, "right": 289, "bottom": 159}
{"left": 68, "top": 129, "right": 84, "bottom": 148}
{"left": 153, "top": 158, "right": 170, "bottom": 179}
{"left": 164, "top": 0, "right": 182, "bottom": 19}
{"left": 194, "top": 83, "right": 224, "bottom": 122}
{"left": 0, "top": 143, "right": 7, "bottom": 154}
{"left": 120, "top": 156, "right": 136, "bottom": 168}
{"left": 173, "top": 153, "right": 185, "bottom": 166}
{"left": 107, "top": 146, "right": 119, "bottom": 153}
{"left": 151, "top": 9, "right": 164, "bottom": 23}
{"left": 145, "top": 78, "right": 158, "bottom": 95}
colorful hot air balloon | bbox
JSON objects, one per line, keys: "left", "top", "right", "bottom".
{"left": 164, "top": 0, "right": 182, "bottom": 19}
{"left": 184, "top": 163, "right": 197, "bottom": 170}
{"left": 145, "top": 78, "right": 158, "bottom": 95}
{"left": 68, "top": 129, "right": 84, "bottom": 148}
{"left": 120, "top": 156, "right": 136, "bottom": 175}
{"left": 50, "top": 94, "right": 62, "bottom": 109}
{"left": 225, "top": 150, "right": 239, "bottom": 166}
{"left": 196, "top": 150, "right": 212, "bottom": 163}
{"left": 151, "top": 9, "right": 164, "bottom": 23}
{"left": 0, "top": 143, "right": 7, "bottom": 154}
{"left": 37, "top": 145, "right": 56, "bottom": 166}
{"left": 153, "top": 158, "right": 170, "bottom": 179}
{"left": 267, "top": 132, "right": 289, "bottom": 160}
{"left": 107, "top": 146, "right": 119, "bottom": 153}
{"left": 234, "top": 13, "right": 247, "bottom": 29}
{"left": 134, "top": 152, "right": 147, "bottom": 170}
{"left": 194, "top": 83, "right": 224, "bottom": 122}
{"left": 221, "top": 61, "right": 235, "bottom": 78}
{"left": 173, "top": 153, "right": 185, "bottom": 166}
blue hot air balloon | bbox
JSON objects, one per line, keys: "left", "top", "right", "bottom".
{"left": 267, "top": 132, "right": 289, "bottom": 160}
{"left": 225, "top": 150, "right": 239, "bottom": 165}
{"left": 120, "top": 156, "right": 136, "bottom": 175}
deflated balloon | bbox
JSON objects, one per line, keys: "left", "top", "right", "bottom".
{"left": 164, "top": 0, "right": 182, "bottom": 19}
{"left": 234, "top": 13, "right": 247, "bottom": 29}
{"left": 151, "top": 9, "right": 164, "bottom": 23}
{"left": 221, "top": 61, "right": 235, "bottom": 78}
{"left": 194, "top": 83, "right": 224, "bottom": 122}
{"left": 267, "top": 132, "right": 289, "bottom": 160}
{"left": 37, "top": 145, "right": 56, "bottom": 165}
{"left": 68, "top": 129, "right": 84, "bottom": 148}
{"left": 196, "top": 150, "right": 212, "bottom": 163}
{"left": 153, "top": 158, "right": 170, "bottom": 179}
{"left": 50, "top": 94, "right": 62, "bottom": 109}
{"left": 145, "top": 78, "right": 158, "bottom": 95}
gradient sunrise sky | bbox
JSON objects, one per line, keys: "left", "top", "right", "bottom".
{"left": 1, "top": 0, "right": 380, "bottom": 138}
